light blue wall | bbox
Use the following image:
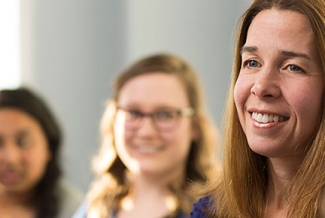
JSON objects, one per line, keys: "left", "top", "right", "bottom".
{"left": 20, "top": 1, "right": 251, "bottom": 193}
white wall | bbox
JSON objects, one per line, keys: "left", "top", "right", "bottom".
{"left": 126, "top": 1, "right": 250, "bottom": 125}
{"left": 20, "top": 1, "right": 251, "bottom": 193}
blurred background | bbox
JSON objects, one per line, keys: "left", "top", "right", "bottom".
{"left": 1, "top": 0, "right": 251, "bottom": 194}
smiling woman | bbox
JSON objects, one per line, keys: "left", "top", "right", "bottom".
{"left": 72, "top": 53, "right": 219, "bottom": 218}
{"left": 190, "top": 0, "right": 325, "bottom": 217}
{"left": 235, "top": 8, "right": 323, "bottom": 159}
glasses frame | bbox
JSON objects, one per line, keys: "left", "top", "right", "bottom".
{"left": 116, "top": 107, "right": 195, "bottom": 131}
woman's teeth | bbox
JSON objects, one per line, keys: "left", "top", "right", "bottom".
{"left": 137, "top": 146, "right": 161, "bottom": 152}
{"left": 252, "top": 112, "right": 288, "bottom": 123}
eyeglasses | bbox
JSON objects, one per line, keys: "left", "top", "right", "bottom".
{"left": 116, "top": 107, "right": 195, "bottom": 131}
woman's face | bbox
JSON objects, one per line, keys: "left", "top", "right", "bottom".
{"left": 234, "top": 9, "right": 324, "bottom": 160}
{"left": 0, "top": 108, "right": 50, "bottom": 196}
{"left": 114, "top": 73, "right": 195, "bottom": 179}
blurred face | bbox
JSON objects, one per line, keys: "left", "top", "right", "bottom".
{"left": 0, "top": 108, "right": 50, "bottom": 196}
{"left": 234, "top": 9, "right": 324, "bottom": 160}
{"left": 114, "top": 73, "right": 195, "bottom": 179}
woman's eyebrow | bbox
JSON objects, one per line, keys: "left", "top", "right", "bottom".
{"left": 240, "top": 46, "right": 257, "bottom": 54}
{"left": 281, "top": 50, "right": 311, "bottom": 60}
{"left": 241, "top": 46, "right": 311, "bottom": 61}
{"left": 15, "top": 129, "right": 30, "bottom": 137}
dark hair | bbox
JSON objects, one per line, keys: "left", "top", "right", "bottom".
{"left": 0, "top": 87, "right": 62, "bottom": 218}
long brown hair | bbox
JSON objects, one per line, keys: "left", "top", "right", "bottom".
{"left": 86, "top": 53, "right": 219, "bottom": 217}
{"left": 205, "top": 0, "right": 325, "bottom": 217}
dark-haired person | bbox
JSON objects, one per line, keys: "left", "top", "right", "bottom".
{"left": 0, "top": 87, "right": 83, "bottom": 218}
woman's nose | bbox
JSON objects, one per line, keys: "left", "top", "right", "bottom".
{"left": 136, "top": 116, "right": 158, "bottom": 135}
{"left": 251, "top": 67, "right": 281, "bottom": 99}
{"left": 0, "top": 143, "right": 21, "bottom": 164}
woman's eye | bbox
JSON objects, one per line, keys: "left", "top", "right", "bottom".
{"left": 17, "top": 136, "right": 31, "bottom": 148}
{"left": 156, "top": 111, "right": 175, "bottom": 120}
{"left": 243, "top": 60, "right": 260, "bottom": 68}
{"left": 247, "top": 60, "right": 259, "bottom": 67}
{"left": 288, "top": 64, "right": 302, "bottom": 73}
{"left": 126, "top": 110, "right": 142, "bottom": 121}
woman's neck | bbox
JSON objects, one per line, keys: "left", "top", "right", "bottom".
{"left": 117, "top": 173, "right": 181, "bottom": 218}
{"left": 264, "top": 156, "right": 304, "bottom": 217}
{"left": 118, "top": 188, "right": 177, "bottom": 218}
{"left": 0, "top": 189, "right": 36, "bottom": 218}
{"left": 0, "top": 188, "right": 34, "bottom": 205}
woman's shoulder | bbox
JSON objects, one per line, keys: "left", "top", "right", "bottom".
{"left": 190, "top": 195, "right": 213, "bottom": 218}
{"left": 71, "top": 201, "right": 88, "bottom": 218}
{"left": 57, "top": 180, "right": 85, "bottom": 218}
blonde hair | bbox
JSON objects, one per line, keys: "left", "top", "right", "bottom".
{"left": 86, "top": 53, "right": 219, "bottom": 217}
{"left": 204, "top": 0, "right": 325, "bottom": 217}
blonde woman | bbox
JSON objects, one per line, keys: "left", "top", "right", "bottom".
{"left": 74, "top": 53, "right": 219, "bottom": 218}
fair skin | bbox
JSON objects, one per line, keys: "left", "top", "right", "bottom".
{"left": 114, "top": 73, "right": 195, "bottom": 218}
{"left": 234, "top": 9, "right": 324, "bottom": 217}
{"left": 0, "top": 108, "right": 51, "bottom": 218}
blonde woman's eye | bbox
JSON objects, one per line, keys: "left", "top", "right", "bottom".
{"left": 126, "top": 110, "right": 142, "bottom": 121}
{"left": 156, "top": 111, "right": 175, "bottom": 121}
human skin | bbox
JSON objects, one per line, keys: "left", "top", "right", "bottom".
{"left": 114, "top": 72, "right": 195, "bottom": 181}
{"left": 0, "top": 108, "right": 50, "bottom": 196}
{"left": 234, "top": 9, "right": 324, "bottom": 164}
